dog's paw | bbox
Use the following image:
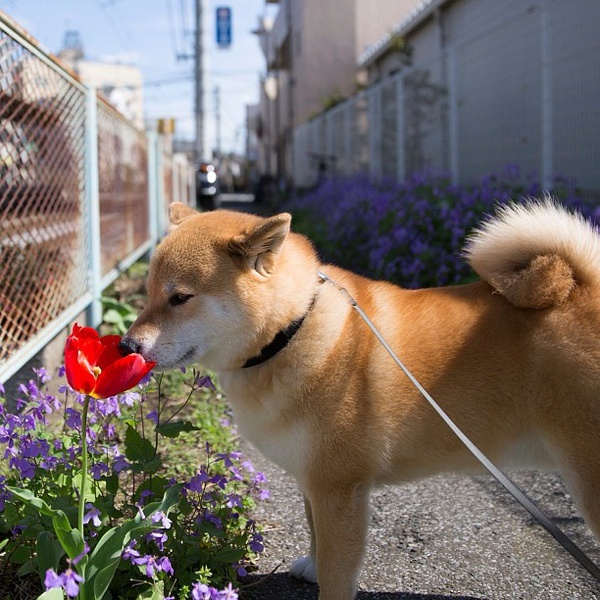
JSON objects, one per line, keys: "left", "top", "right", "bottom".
{"left": 289, "top": 555, "right": 318, "bottom": 583}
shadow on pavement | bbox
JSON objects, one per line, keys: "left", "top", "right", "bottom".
{"left": 240, "top": 572, "right": 483, "bottom": 600}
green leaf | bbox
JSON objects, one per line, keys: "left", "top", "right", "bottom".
{"left": 10, "top": 545, "right": 33, "bottom": 565}
{"left": 105, "top": 473, "right": 120, "bottom": 496}
{"left": 102, "top": 308, "right": 126, "bottom": 326}
{"left": 52, "top": 512, "right": 85, "bottom": 561}
{"left": 17, "top": 559, "right": 36, "bottom": 576}
{"left": 7, "top": 486, "right": 57, "bottom": 517}
{"left": 125, "top": 425, "right": 157, "bottom": 466}
{"left": 136, "top": 581, "right": 165, "bottom": 599}
{"left": 82, "top": 484, "right": 183, "bottom": 600}
{"left": 37, "top": 531, "right": 64, "bottom": 587}
{"left": 37, "top": 588, "right": 65, "bottom": 600}
{"left": 213, "top": 546, "right": 247, "bottom": 564}
{"left": 156, "top": 419, "right": 202, "bottom": 438}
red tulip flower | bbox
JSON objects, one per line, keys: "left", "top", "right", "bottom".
{"left": 64, "top": 324, "right": 155, "bottom": 399}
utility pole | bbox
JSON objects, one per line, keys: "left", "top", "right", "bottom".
{"left": 194, "top": 0, "right": 205, "bottom": 163}
{"left": 214, "top": 85, "right": 221, "bottom": 160}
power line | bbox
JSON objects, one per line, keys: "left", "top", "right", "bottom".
{"left": 95, "top": 0, "right": 137, "bottom": 57}
{"left": 178, "top": 0, "right": 193, "bottom": 59}
{"left": 166, "top": 0, "right": 182, "bottom": 59}
{"left": 144, "top": 71, "right": 193, "bottom": 87}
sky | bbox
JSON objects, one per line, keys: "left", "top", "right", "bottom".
{"left": 0, "top": 0, "right": 274, "bottom": 154}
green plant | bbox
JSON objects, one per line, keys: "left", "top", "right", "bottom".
{"left": 100, "top": 296, "right": 140, "bottom": 335}
{"left": 0, "top": 362, "right": 267, "bottom": 599}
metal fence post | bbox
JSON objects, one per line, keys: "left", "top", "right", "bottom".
{"left": 540, "top": 0, "right": 553, "bottom": 191}
{"left": 395, "top": 74, "right": 406, "bottom": 182}
{"left": 147, "top": 130, "right": 160, "bottom": 247}
{"left": 155, "top": 135, "right": 166, "bottom": 239}
{"left": 84, "top": 85, "right": 103, "bottom": 327}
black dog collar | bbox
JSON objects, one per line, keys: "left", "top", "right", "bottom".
{"left": 241, "top": 298, "right": 315, "bottom": 369}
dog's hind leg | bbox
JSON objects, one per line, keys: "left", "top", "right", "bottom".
{"left": 562, "top": 453, "right": 600, "bottom": 541}
{"left": 553, "top": 424, "right": 600, "bottom": 541}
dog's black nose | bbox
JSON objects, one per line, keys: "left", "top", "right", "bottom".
{"left": 118, "top": 337, "right": 141, "bottom": 356}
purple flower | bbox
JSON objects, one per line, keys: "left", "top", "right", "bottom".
{"left": 83, "top": 503, "right": 102, "bottom": 527}
{"left": 122, "top": 540, "right": 141, "bottom": 562}
{"left": 249, "top": 532, "right": 264, "bottom": 553}
{"left": 65, "top": 408, "right": 81, "bottom": 430}
{"left": 157, "top": 556, "right": 174, "bottom": 576}
{"left": 187, "top": 470, "right": 210, "bottom": 493}
{"left": 44, "top": 568, "right": 63, "bottom": 589}
{"left": 226, "top": 494, "right": 243, "bottom": 509}
{"left": 112, "top": 453, "right": 130, "bottom": 473}
{"left": 192, "top": 583, "right": 220, "bottom": 600}
{"left": 201, "top": 512, "right": 223, "bottom": 530}
{"left": 219, "top": 583, "right": 239, "bottom": 599}
{"left": 44, "top": 568, "right": 84, "bottom": 598}
{"left": 217, "top": 452, "right": 242, "bottom": 468}
{"left": 11, "top": 457, "right": 35, "bottom": 479}
{"left": 146, "top": 530, "right": 168, "bottom": 551}
{"left": 133, "top": 553, "right": 173, "bottom": 578}
{"left": 90, "top": 462, "right": 110, "bottom": 480}
{"left": 150, "top": 510, "right": 172, "bottom": 529}
{"left": 63, "top": 569, "right": 84, "bottom": 597}
{"left": 195, "top": 374, "right": 215, "bottom": 389}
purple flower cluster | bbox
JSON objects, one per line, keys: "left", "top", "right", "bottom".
{"left": 45, "top": 566, "right": 84, "bottom": 598}
{"left": 0, "top": 368, "right": 135, "bottom": 487}
{"left": 0, "top": 365, "right": 268, "bottom": 598}
{"left": 192, "top": 582, "right": 238, "bottom": 599}
{"left": 290, "top": 167, "right": 594, "bottom": 289}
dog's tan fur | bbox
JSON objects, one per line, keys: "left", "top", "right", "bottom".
{"left": 123, "top": 200, "right": 600, "bottom": 600}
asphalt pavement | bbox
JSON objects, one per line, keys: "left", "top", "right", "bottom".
{"left": 239, "top": 439, "right": 600, "bottom": 599}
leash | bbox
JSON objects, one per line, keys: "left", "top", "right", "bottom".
{"left": 317, "top": 270, "right": 600, "bottom": 584}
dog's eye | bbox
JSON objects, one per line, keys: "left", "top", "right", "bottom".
{"left": 169, "top": 293, "right": 194, "bottom": 307}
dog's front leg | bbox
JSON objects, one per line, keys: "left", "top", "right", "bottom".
{"left": 306, "top": 483, "right": 370, "bottom": 600}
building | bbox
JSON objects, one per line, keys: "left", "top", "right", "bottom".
{"left": 58, "top": 30, "right": 145, "bottom": 129}
{"left": 283, "top": 0, "right": 600, "bottom": 195}
{"left": 252, "top": 0, "right": 423, "bottom": 188}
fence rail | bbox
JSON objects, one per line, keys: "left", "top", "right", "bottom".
{"left": 0, "top": 13, "right": 190, "bottom": 383}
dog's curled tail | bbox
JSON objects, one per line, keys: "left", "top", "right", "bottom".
{"left": 463, "top": 198, "right": 600, "bottom": 309}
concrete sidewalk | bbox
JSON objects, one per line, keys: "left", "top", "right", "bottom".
{"left": 239, "top": 438, "right": 600, "bottom": 599}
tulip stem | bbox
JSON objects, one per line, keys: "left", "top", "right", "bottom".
{"left": 78, "top": 395, "right": 90, "bottom": 539}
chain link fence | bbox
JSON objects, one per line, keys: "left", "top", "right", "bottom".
{"left": 0, "top": 13, "right": 191, "bottom": 383}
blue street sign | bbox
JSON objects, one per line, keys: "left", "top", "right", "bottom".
{"left": 216, "top": 6, "right": 232, "bottom": 48}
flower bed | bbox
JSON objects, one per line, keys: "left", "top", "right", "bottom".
{"left": 289, "top": 168, "right": 596, "bottom": 288}
{"left": 0, "top": 325, "right": 267, "bottom": 599}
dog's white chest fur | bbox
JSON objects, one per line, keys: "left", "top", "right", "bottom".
{"left": 222, "top": 382, "right": 311, "bottom": 485}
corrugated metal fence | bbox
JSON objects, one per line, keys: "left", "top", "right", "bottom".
{"left": 0, "top": 14, "right": 189, "bottom": 383}
{"left": 294, "top": 0, "right": 600, "bottom": 198}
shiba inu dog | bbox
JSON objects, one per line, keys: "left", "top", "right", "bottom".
{"left": 121, "top": 200, "right": 600, "bottom": 600}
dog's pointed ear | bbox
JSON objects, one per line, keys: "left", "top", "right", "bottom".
{"left": 169, "top": 202, "right": 197, "bottom": 230}
{"left": 229, "top": 213, "right": 292, "bottom": 278}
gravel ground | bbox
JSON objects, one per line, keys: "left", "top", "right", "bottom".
{"left": 239, "top": 440, "right": 600, "bottom": 600}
